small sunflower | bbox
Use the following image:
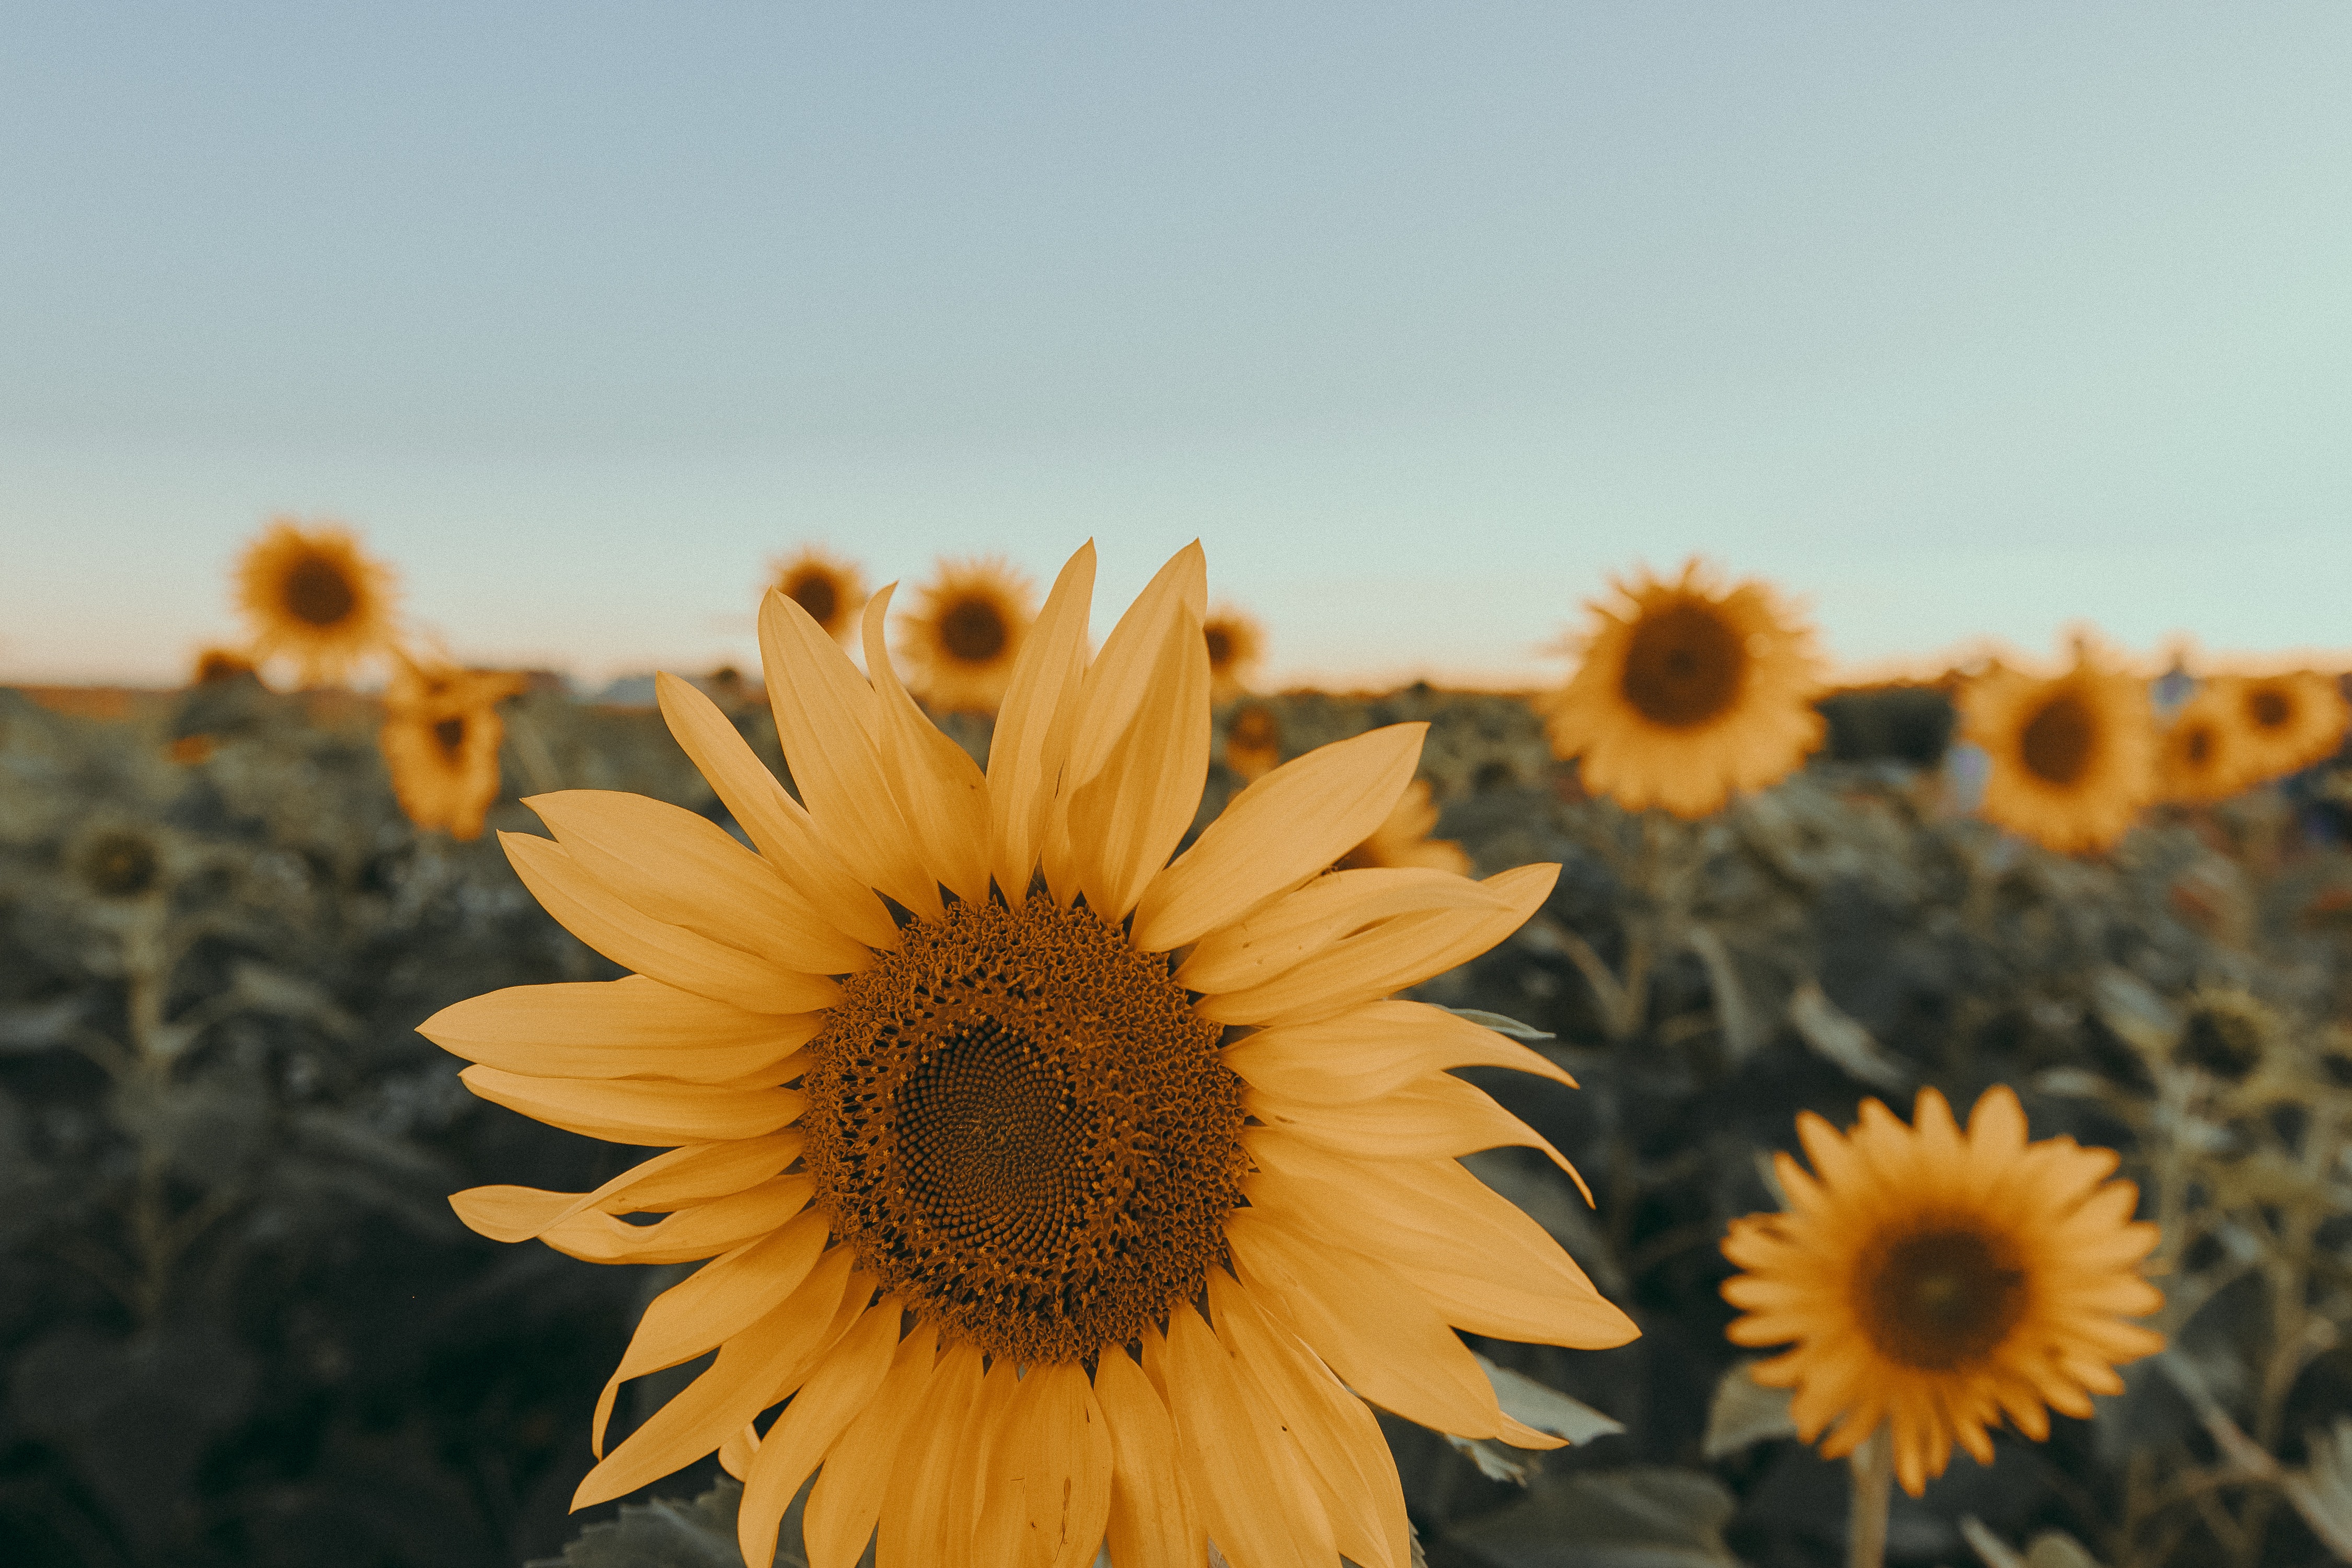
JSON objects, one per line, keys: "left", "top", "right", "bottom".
{"left": 2156, "top": 684, "right": 2252, "bottom": 805}
{"left": 2221, "top": 671, "right": 2349, "bottom": 787}
{"left": 768, "top": 546, "right": 868, "bottom": 645}
{"left": 191, "top": 648, "right": 259, "bottom": 687}
{"left": 425, "top": 541, "right": 1635, "bottom": 1568}
{"left": 2173, "top": 985, "right": 2278, "bottom": 1084}
{"left": 379, "top": 659, "right": 528, "bottom": 842}
{"left": 894, "top": 555, "right": 1035, "bottom": 713}
{"left": 1960, "top": 650, "right": 2155, "bottom": 855}
{"left": 1543, "top": 559, "right": 1826, "bottom": 818}
{"left": 1721, "top": 1086, "right": 2163, "bottom": 1497}
{"left": 1202, "top": 604, "right": 1266, "bottom": 702}
{"left": 1336, "top": 778, "right": 1472, "bottom": 877}
{"left": 233, "top": 520, "right": 399, "bottom": 686}
{"left": 1223, "top": 702, "right": 1283, "bottom": 783}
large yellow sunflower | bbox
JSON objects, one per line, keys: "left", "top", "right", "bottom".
{"left": 768, "top": 545, "right": 868, "bottom": 645}
{"left": 424, "top": 542, "right": 1636, "bottom": 1568}
{"left": 895, "top": 555, "right": 1036, "bottom": 712}
{"left": 379, "top": 659, "right": 528, "bottom": 842}
{"left": 1542, "top": 560, "right": 1826, "bottom": 818}
{"left": 1335, "top": 778, "right": 1472, "bottom": 877}
{"left": 1721, "top": 1086, "right": 2162, "bottom": 1498}
{"left": 233, "top": 518, "right": 399, "bottom": 686}
{"left": 1202, "top": 604, "right": 1266, "bottom": 703}
{"left": 2220, "top": 670, "right": 2349, "bottom": 787}
{"left": 1960, "top": 652, "right": 2154, "bottom": 855}
{"left": 2155, "top": 683, "right": 2253, "bottom": 805}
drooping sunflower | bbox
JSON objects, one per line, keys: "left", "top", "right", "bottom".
{"left": 2156, "top": 683, "right": 2253, "bottom": 805}
{"left": 1542, "top": 559, "right": 1826, "bottom": 818}
{"left": 424, "top": 541, "right": 1637, "bottom": 1568}
{"left": 768, "top": 545, "right": 868, "bottom": 645}
{"left": 233, "top": 519, "right": 399, "bottom": 686}
{"left": 894, "top": 555, "right": 1035, "bottom": 712}
{"left": 1721, "top": 1086, "right": 2163, "bottom": 1498}
{"left": 1224, "top": 701, "right": 1283, "bottom": 782}
{"left": 379, "top": 659, "right": 528, "bottom": 841}
{"left": 1202, "top": 603, "right": 1266, "bottom": 702}
{"left": 1959, "top": 651, "right": 2155, "bottom": 855}
{"left": 2220, "top": 670, "right": 2349, "bottom": 787}
{"left": 1335, "top": 778, "right": 1472, "bottom": 877}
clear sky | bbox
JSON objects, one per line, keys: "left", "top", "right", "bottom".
{"left": 4, "top": 4, "right": 2348, "bottom": 689}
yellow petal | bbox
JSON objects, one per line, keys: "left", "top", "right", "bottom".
{"left": 758, "top": 587, "right": 941, "bottom": 919}
{"left": 855, "top": 585, "right": 993, "bottom": 906}
{"left": 1133, "top": 723, "right": 1430, "bottom": 952}
{"left": 995, "top": 1362, "right": 1113, "bottom": 1568}
{"left": 420, "top": 975, "right": 817, "bottom": 1085}
{"left": 1064, "top": 596, "right": 1210, "bottom": 922}
{"left": 803, "top": 1318, "right": 940, "bottom": 1568}
{"left": 573, "top": 1243, "right": 855, "bottom": 1508}
{"left": 988, "top": 544, "right": 1096, "bottom": 898}
{"left": 877, "top": 1341, "right": 984, "bottom": 1568}
{"left": 458, "top": 1063, "right": 805, "bottom": 1145}
{"left": 502, "top": 833, "right": 841, "bottom": 1015}
{"left": 527, "top": 790, "right": 873, "bottom": 976}
{"left": 1175, "top": 869, "right": 1506, "bottom": 994}
{"left": 1221, "top": 998, "right": 1574, "bottom": 1104}
{"left": 656, "top": 672, "right": 900, "bottom": 950}
{"left": 448, "top": 1132, "right": 802, "bottom": 1241}
{"left": 1244, "top": 1072, "right": 1590, "bottom": 1200}
{"left": 1194, "top": 863, "right": 1558, "bottom": 1027}
{"left": 1159, "top": 1300, "right": 1319, "bottom": 1568}
{"left": 1224, "top": 1208, "right": 1503, "bottom": 1439}
{"left": 737, "top": 1299, "right": 905, "bottom": 1568}
{"left": 1394, "top": 1263, "right": 1639, "bottom": 1348}
{"left": 541, "top": 1173, "right": 814, "bottom": 1267}
{"left": 595, "top": 1209, "right": 834, "bottom": 1454}
{"left": 942, "top": 1360, "right": 1022, "bottom": 1568}
{"left": 1094, "top": 1346, "right": 1204, "bottom": 1568}
{"left": 719, "top": 1423, "right": 759, "bottom": 1482}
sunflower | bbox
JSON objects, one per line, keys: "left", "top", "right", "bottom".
{"left": 424, "top": 541, "right": 1637, "bottom": 1568}
{"left": 1335, "top": 778, "right": 1471, "bottom": 877}
{"left": 1721, "top": 1086, "right": 2162, "bottom": 1497}
{"left": 1224, "top": 702, "right": 1283, "bottom": 782}
{"left": 1542, "top": 559, "right": 1826, "bottom": 818}
{"left": 894, "top": 555, "right": 1035, "bottom": 712}
{"left": 191, "top": 647, "right": 259, "bottom": 686}
{"left": 2156, "top": 684, "right": 2252, "bottom": 805}
{"left": 379, "top": 659, "right": 528, "bottom": 841}
{"left": 1959, "top": 651, "right": 2155, "bottom": 855}
{"left": 1202, "top": 604, "right": 1266, "bottom": 702}
{"left": 233, "top": 519, "right": 399, "bottom": 686}
{"left": 769, "top": 546, "right": 868, "bottom": 645}
{"left": 2220, "top": 671, "right": 2349, "bottom": 787}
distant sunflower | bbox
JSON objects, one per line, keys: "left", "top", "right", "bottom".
{"left": 191, "top": 648, "right": 259, "bottom": 687}
{"left": 1543, "top": 560, "right": 1826, "bottom": 818}
{"left": 895, "top": 556, "right": 1035, "bottom": 712}
{"left": 2223, "top": 671, "right": 2349, "bottom": 787}
{"left": 379, "top": 659, "right": 528, "bottom": 841}
{"left": 2156, "top": 684, "right": 2251, "bottom": 805}
{"left": 1202, "top": 603, "right": 1266, "bottom": 702}
{"left": 1961, "top": 652, "right": 2155, "bottom": 855}
{"left": 1336, "top": 778, "right": 1472, "bottom": 877}
{"left": 1224, "top": 701, "right": 1283, "bottom": 782}
{"left": 425, "top": 541, "right": 1635, "bottom": 1568}
{"left": 233, "top": 520, "right": 399, "bottom": 686}
{"left": 1722, "top": 1086, "right": 2163, "bottom": 1497}
{"left": 768, "top": 546, "right": 867, "bottom": 645}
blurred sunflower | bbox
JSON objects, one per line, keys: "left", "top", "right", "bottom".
{"left": 1335, "top": 778, "right": 1472, "bottom": 877}
{"left": 768, "top": 546, "right": 867, "bottom": 645}
{"left": 425, "top": 541, "right": 1635, "bottom": 1568}
{"left": 1224, "top": 701, "right": 1283, "bottom": 782}
{"left": 1202, "top": 603, "right": 1266, "bottom": 702}
{"left": 191, "top": 647, "right": 259, "bottom": 686}
{"left": 379, "top": 659, "right": 528, "bottom": 841}
{"left": 2222, "top": 670, "right": 2349, "bottom": 786}
{"left": 1542, "top": 559, "right": 1826, "bottom": 818}
{"left": 2156, "top": 683, "right": 2251, "bottom": 805}
{"left": 895, "top": 556, "right": 1035, "bottom": 712}
{"left": 1721, "top": 1086, "right": 2163, "bottom": 1498}
{"left": 233, "top": 519, "right": 399, "bottom": 686}
{"left": 1961, "top": 651, "right": 2155, "bottom": 855}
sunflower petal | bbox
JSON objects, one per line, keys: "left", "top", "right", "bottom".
{"left": 656, "top": 673, "right": 900, "bottom": 950}
{"left": 420, "top": 976, "right": 817, "bottom": 1085}
{"left": 988, "top": 1361, "right": 1113, "bottom": 1568}
{"left": 1094, "top": 1346, "right": 1203, "bottom": 1568}
{"left": 1246, "top": 1072, "right": 1592, "bottom": 1201}
{"left": 758, "top": 587, "right": 942, "bottom": 919}
{"left": 540, "top": 1174, "right": 814, "bottom": 1266}
{"left": 803, "top": 1318, "right": 939, "bottom": 1568}
{"left": 1065, "top": 596, "right": 1211, "bottom": 922}
{"left": 459, "top": 1063, "right": 805, "bottom": 1145}
{"left": 502, "top": 833, "right": 841, "bottom": 1014}
{"left": 738, "top": 1298, "right": 905, "bottom": 1568}
{"left": 1134, "top": 723, "right": 1430, "bottom": 952}
{"left": 1175, "top": 869, "right": 1507, "bottom": 994}
{"left": 528, "top": 790, "right": 873, "bottom": 975}
{"left": 448, "top": 1133, "right": 803, "bottom": 1247}
{"left": 988, "top": 544, "right": 1096, "bottom": 899}
{"left": 1221, "top": 998, "right": 1574, "bottom": 1104}
{"left": 877, "top": 1342, "right": 984, "bottom": 1568}
{"left": 860, "top": 586, "right": 992, "bottom": 906}
{"left": 1160, "top": 1299, "right": 1319, "bottom": 1568}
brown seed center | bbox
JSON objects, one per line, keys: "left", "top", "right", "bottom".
{"left": 283, "top": 555, "right": 358, "bottom": 627}
{"left": 1859, "top": 1226, "right": 2026, "bottom": 1370}
{"left": 939, "top": 597, "right": 1008, "bottom": 664}
{"left": 2020, "top": 691, "right": 2096, "bottom": 785}
{"left": 1204, "top": 626, "right": 1233, "bottom": 669}
{"left": 789, "top": 572, "right": 839, "bottom": 629}
{"left": 2183, "top": 724, "right": 2212, "bottom": 767}
{"left": 2247, "top": 687, "right": 2292, "bottom": 730}
{"left": 432, "top": 716, "right": 468, "bottom": 760}
{"left": 1620, "top": 601, "right": 1745, "bottom": 728}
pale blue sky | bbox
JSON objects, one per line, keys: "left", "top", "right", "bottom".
{"left": 4, "top": 4, "right": 2347, "bottom": 687}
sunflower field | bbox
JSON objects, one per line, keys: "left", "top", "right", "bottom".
{"left": 4, "top": 532, "right": 2352, "bottom": 1568}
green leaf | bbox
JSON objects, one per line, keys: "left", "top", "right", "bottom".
{"left": 1700, "top": 1361, "right": 1795, "bottom": 1459}
{"left": 1437, "top": 1006, "right": 1557, "bottom": 1042}
{"left": 1477, "top": 1354, "right": 1623, "bottom": 1445}
{"left": 1447, "top": 1466, "right": 1740, "bottom": 1568}
{"left": 527, "top": 1479, "right": 774, "bottom": 1568}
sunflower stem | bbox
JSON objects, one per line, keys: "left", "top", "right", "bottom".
{"left": 1847, "top": 1426, "right": 1893, "bottom": 1568}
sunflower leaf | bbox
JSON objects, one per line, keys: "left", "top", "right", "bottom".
{"left": 1701, "top": 1361, "right": 1796, "bottom": 1458}
{"left": 527, "top": 1477, "right": 776, "bottom": 1568}
{"left": 1446, "top": 1430, "right": 1536, "bottom": 1485}
{"left": 1959, "top": 1517, "right": 2109, "bottom": 1568}
{"left": 1475, "top": 1353, "right": 1623, "bottom": 1444}
{"left": 1447, "top": 1466, "right": 1740, "bottom": 1567}
{"left": 1436, "top": 1005, "right": 1556, "bottom": 1042}
{"left": 1786, "top": 980, "right": 1911, "bottom": 1092}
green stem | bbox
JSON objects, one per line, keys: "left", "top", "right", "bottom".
{"left": 1848, "top": 1427, "right": 1893, "bottom": 1568}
